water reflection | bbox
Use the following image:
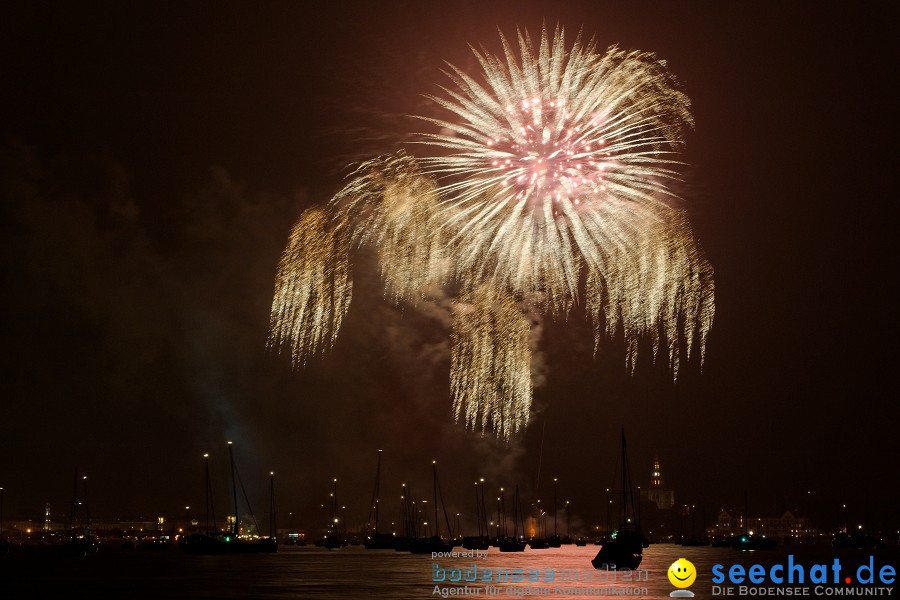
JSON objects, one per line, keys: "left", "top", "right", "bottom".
{"left": 0, "top": 542, "right": 895, "bottom": 599}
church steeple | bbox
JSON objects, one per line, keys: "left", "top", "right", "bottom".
{"left": 646, "top": 455, "right": 674, "bottom": 510}
{"left": 651, "top": 455, "right": 662, "bottom": 488}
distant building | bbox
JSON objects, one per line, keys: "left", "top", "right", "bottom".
{"left": 642, "top": 455, "right": 675, "bottom": 510}
{"left": 716, "top": 510, "right": 741, "bottom": 534}
{"left": 637, "top": 455, "right": 679, "bottom": 542}
{"left": 716, "top": 510, "right": 815, "bottom": 538}
{"left": 43, "top": 503, "right": 51, "bottom": 532}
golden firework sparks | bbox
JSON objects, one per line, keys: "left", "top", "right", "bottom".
{"left": 267, "top": 207, "right": 352, "bottom": 366}
{"left": 451, "top": 284, "right": 531, "bottom": 439}
{"left": 587, "top": 210, "right": 714, "bottom": 378}
{"left": 331, "top": 153, "right": 448, "bottom": 304}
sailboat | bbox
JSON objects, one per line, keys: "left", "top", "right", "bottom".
{"left": 592, "top": 429, "right": 644, "bottom": 570}
{"left": 498, "top": 485, "right": 526, "bottom": 552}
{"left": 393, "top": 483, "right": 415, "bottom": 552}
{"left": 462, "top": 479, "right": 490, "bottom": 550}
{"left": 317, "top": 478, "right": 348, "bottom": 550}
{"left": 61, "top": 469, "right": 99, "bottom": 558}
{"left": 547, "top": 478, "right": 562, "bottom": 547}
{"left": 489, "top": 488, "right": 506, "bottom": 547}
{"left": 260, "top": 471, "right": 279, "bottom": 551}
{"left": 528, "top": 493, "right": 553, "bottom": 549}
{"left": 681, "top": 505, "right": 710, "bottom": 546}
{"left": 409, "top": 461, "right": 456, "bottom": 554}
{"left": 528, "top": 493, "right": 549, "bottom": 549}
{"left": 731, "top": 490, "right": 776, "bottom": 551}
{"left": 183, "top": 442, "right": 277, "bottom": 554}
{"left": 365, "top": 450, "right": 395, "bottom": 549}
{"left": 529, "top": 523, "right": 550, "bottom": 549}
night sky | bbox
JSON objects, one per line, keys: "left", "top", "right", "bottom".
{"left": 1, "top": 1, "right": 897, "bottom": 536}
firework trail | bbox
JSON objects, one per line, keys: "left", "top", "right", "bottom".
{"left": 586, "top": 210, "right": 714, "bottom": 378}
{"left": 268, "top": 207, "right": 352, "bottom": 366}
{"left": 269, "top": 27, "right": 715, "bottom": 439}
{"left": 331, "top": 153, "right": 448, "bottom": 304}
{"left": 451, "top": 284, "right": 531, "bottom": 440}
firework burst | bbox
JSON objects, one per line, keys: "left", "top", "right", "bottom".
{"left": 419, "top": 26, "right": 694, "bottom": 310}
{"left": 269, "top": 27, "right": 715, "bottom": 439}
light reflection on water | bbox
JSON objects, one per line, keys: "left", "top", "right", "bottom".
{"left": 2, "top": 543, "right": 896, "bottom": 598}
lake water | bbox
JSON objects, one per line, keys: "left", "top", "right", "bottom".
{"left": 1, "top": 542, "right": 896, "bottom": 598}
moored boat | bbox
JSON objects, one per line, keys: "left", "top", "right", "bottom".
{"left": 409, "top": 461, "right": 456, "bottom": 554}
{"left": 592, "top": 429, "right": 644, "bottom": 570}
{"left": 498, "top": 485, "right": 526, "bottom": 552}
{"left": 182, "top": 443, "right": 277, "bottom": 555}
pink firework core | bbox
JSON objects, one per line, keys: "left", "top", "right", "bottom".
{"left": 489, "top": 97, "right": 611, "bottom": 210}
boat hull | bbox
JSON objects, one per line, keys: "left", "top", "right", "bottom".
{"left": 182, "top": 534, "right": 277, "bottom": 555}
{"left": 591, "top": 544, "right": 643, "bottom": 570}
{"left": 409, "top": 537, "right": 456, "bottom": 554}
{"left": 461, "top": 536, "right": 490, "bottom": 550}
{"left": 498, "top": 539, "right": 526, "bottom": 552}
{"left": 731, "top": 536, "right": 776, "bottom": 551}
{"left": 364, "top": 533, "right": 396, "bottom": 550}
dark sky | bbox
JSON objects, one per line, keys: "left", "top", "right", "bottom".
{"left": 1, "top": 1, "right": 897, "bottom": 536}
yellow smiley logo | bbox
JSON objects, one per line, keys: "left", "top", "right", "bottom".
{"left": 668, "top": 558, "right": 697, "bottom": 588}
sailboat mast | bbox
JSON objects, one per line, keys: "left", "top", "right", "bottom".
{"left": 332, "top": 479, "right": 338, "bottom": 536}
{"left": 500, "top": 488, "right": 506, "bottom": 537}
{"left": 621, "top": 429, "right": 628, "bottom": 527}
{"left": 406, "top": 483, "right": 414, "bottom": 538}
{"left": 431, "top": 460, "right": 441, "bottom": 536}
{"left": 474, "top": 482, "right": 481, "bottom": 536}
{"left": 432, "top": 461, "right": 439, "bottom": 537}
{"left": 553, "top": 478, "right": 558, "bottom": 537}
{"left": 513, "top": 485, "right": 519, "bottom": 539}
{"left": 69, "top": 467, "right": 78, "bottom": 534}
{"left": 82, "top": 476, "right": 90, "bottom": 531}
{"left": 401, "top": 483, "right": 408, "bottom": 538}
{"left": 269, "top": 471, "right": 276, "bottom": 538}
{"left": 203, "top": 453, "right": 210, "bottom": 535}
{"left": 228, "top": 442, "right": 238, "bottom": 537}
{"left": 375, "top": 450, "right": 382, "bottom": 533}
{"left": 744, "top": 489, "right": 749, "bottom": 533}
{"left": 479, "top": 480, "right": 486, "bottom": 536}
{"left": 435, "top": 463, "right": 454, "bottom": 540}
